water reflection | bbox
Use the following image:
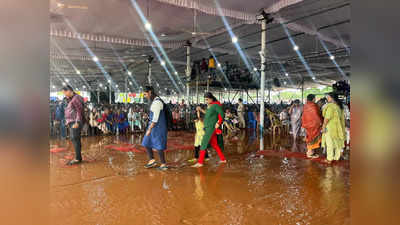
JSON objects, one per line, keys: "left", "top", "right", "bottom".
{"left": 50, "top": 131, "right": 350, "bottom": 225}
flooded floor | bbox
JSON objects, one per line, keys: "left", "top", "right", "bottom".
{"left": 50, "top": 130, "right": 350, "bottom": 225}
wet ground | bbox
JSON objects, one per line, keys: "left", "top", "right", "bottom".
{"left": 50, "top": 130, "right": 350, "bottom": 225}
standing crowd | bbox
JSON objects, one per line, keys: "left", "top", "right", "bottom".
{"left": 51, "top": 85, "right": 350, "bottom": 167}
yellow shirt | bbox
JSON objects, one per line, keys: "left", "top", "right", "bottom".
{"left": 322, "top": 103, "right": 346, "bottom": 149}
{"left": 208, "top": 58, "right": 215, "bottom": 68}
{"left": 194, "top": 120, "right": 205, "bottom": 147}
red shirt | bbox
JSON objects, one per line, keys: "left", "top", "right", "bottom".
{"left": 65, "top": 93, "right": 84, "bottom": 124}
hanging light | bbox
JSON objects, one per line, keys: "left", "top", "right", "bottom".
{"left": 253, "top": 67, "right": 257, "bottom": 72}
{"left": 330, "top": 55, "right": 335, "bottom": 60}
{"left": 65, "top": 79, "right": 69, "bottom": 82}
{"left": 284, "top": 81, "right": 287, "bottom": 85}
{"left": 76, "top": 70, "right": 81, "bottom": 75}
{"left": 232, "top": 36, "right": 238, "bottom": 43}
{"left": 145, "top": 22, "right": 152, "bottom": 31}
{"left": 92, "top": 56, "right": 99, "bottom": 62}
{"left": 62, "top": 82, "right": 66, "bottom": 86}
{"left": 285, "top": 72, "right": 289, "bottom": 76}
{"left": 116, "top": 84, "right": 119, "bottom": 88}
{"left": 293, "top": 45, "right": 299, "bottom": 51}
{"left": 99, "top": 83, "right": 103, "bottom": 87}
{"left": 218, "top": 63, "right": 221, "bottom": 68}
{"left": 52, "top": 85, "right": 56, "bottom": 89}
{"left": 83, "top": 85, "right": 86, "bottom": 89}
{"left": 129, "top": 82, "right": 132, "bottom": 85}
{"left": 127, "top": 71, "right": 132, "bottom": 75}
{"left": 107, "top": 80, "right": 111, "bottom": 83}
{"left": 312, "top": 77, "right": 316, "bottom": 80}
{"left": 160, "top": 60, "right": 166, "bottom": 66}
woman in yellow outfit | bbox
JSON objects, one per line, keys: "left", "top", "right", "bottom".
{"left": 321, "top": 92, "right": 346, "bottom": 164}
{"left": 188, "top": 107, "right": 209, "bottom": 163}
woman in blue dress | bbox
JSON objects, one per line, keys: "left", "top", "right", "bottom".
{"left": 116, "top": 109, "right": 129, "bottom": 134}
{"left": 141, "top": 86, "right": 168, "bottom": 171}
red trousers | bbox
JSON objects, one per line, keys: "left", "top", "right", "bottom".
{"left": 198, "top": 132, "right": 225, "bottom": 164}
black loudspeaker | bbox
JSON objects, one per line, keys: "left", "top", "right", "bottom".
{"left": 333, "top": 80, "right": 350, "bottom": 95}
{"left": 273, "top": 78, "right": 281, "bottom": 87}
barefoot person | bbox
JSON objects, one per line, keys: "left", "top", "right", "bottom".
{"left": 192, "top": 92, "right": 226, "bottom": 168}
{"left": 302, "top": 94, "right": 323, "bottom": 159}
{"left": 62, "top": 85, "right": 85, "bottom": 165}
{"left": 142, "top": 86, "right": 168, "bottom": 171}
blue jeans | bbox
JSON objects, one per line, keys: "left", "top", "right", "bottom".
{"left": 69, "top": 122, "right": 82, "bottom": 161}
{"left": 60, "top": 119, "right": 66, "bottom": 139}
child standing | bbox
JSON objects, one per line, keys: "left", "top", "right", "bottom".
{"left": 188, "top": 106, "right": 209, "bottom": 163}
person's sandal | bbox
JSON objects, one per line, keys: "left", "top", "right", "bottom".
{"left": 157, "top": 165, "right": 168, "bottom": 171}
{"left": 66, "top": 159, "right": 82, "bottom": 166}
{"left": 191, "top": 163, "right": 203, "bottom": 168}
{"left": 323, "top": 159, "right": 332, "bottom": 165}
{"left": 219, "top": 160, "right": 227, "bottom": 164}
{"left": 307, "top": 154, "right": 319, "bottom": 159}
{"left": 144, "top": 161, "right": 157, "bottom": 168}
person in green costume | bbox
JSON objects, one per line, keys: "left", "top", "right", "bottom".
{"left": 321, "top": 92, "right": 346, "bottom": 164}
{"left": 192, "top": 92, "right": 226, "bottom": 168}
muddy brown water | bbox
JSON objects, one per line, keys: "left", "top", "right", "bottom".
{"left": 50, "top": 130, "right": 350, "bottom": 225}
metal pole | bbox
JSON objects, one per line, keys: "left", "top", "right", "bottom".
{"left": 259, "top": 17, "right": 267, "bottom": 151}
{"left": 109, "top": 84, "right": 112, "bottom": 104}
{"left": 196, "top": 75, "right": 199, "bottom": 104}
{"left": 125, "top": 76, "right": 128, "bottom": 105}
{"left": 186, "top": 42, "right": 191, "bottom": 127}
{"left": 256, "top": 88, "right": 259, "bottom": 104}
{"left": 148, "top": 63, "right": 152, "bottom": 85}
{"left": 97, "top": 90, "right": 100, "bottom": 104}
{"left": 301, "top": 79, "right": 304, "bottom": 104}
{"left": 207, "top": 78, "right": 210, "bottom": 92}
{"left": 268, "top": 88, "right": 271, "bottom": 103}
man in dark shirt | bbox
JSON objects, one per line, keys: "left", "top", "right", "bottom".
{"left": 62, "top": 85, "right": 85, "bottom": 165}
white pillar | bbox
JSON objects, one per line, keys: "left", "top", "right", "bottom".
{"left": 186, "top": 43, "right": 191, "bottom": 126}
{"left": 148, "top": 62, "right": 152, "bottom": 85}
{"left": 196, "top": 75, "right": 199, "bottom": 104}
{"left": 97, "top": 90, "right": 100, "bottom": 104}
{"left": 125, "top": 76, "right": 128, "bottom": 105}
{"left": 109, "top": 84, "right": 112, "bottom": 104}
{"left": 259, "top": 18, "right": 267, "bottom": 151}
{"left": 301, "top": 79, "right": 304, "bottom": 104}
{"left": 186, "top": 44, "right": 191, "bottom": 105}
{"left": 270, "top": 89, "right": 272, "bottom": 103}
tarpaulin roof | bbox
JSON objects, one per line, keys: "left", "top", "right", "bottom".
{"left": 50, "top": 0, "right": 350, "bottom": 93}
